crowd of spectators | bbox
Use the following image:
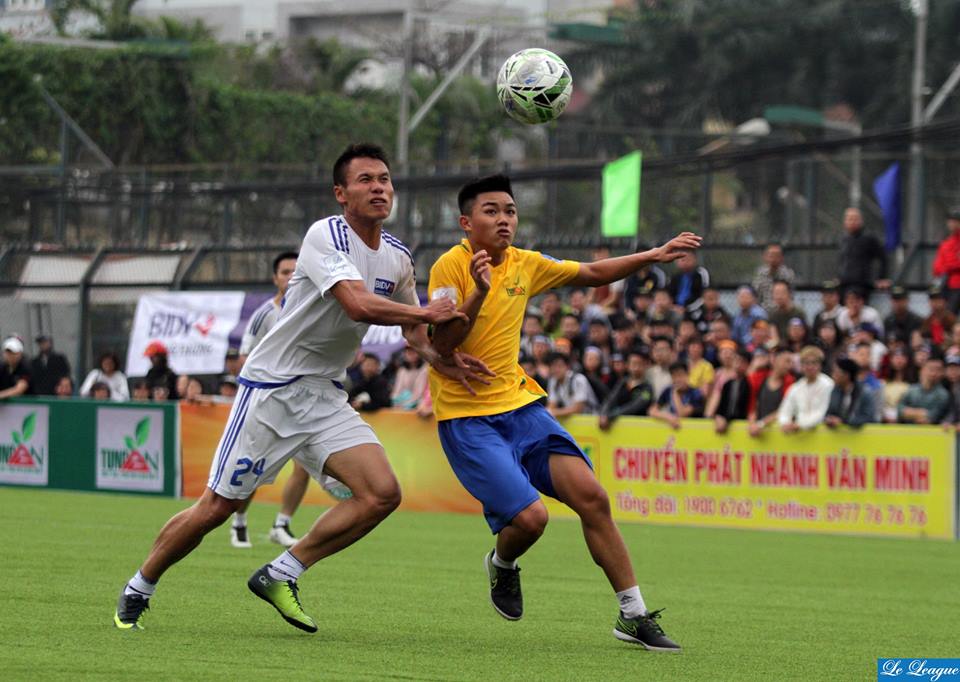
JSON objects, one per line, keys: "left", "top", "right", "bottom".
{"left": 0, "top": 337, "right": 239, "bottom": 405}
{"left": 4, "top": 206, "right": 960, "bottom": 432}
{"left": 501, "top": 206, "right": 960, "bottom": 435}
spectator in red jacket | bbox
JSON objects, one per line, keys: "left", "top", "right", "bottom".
{"left": 933, "top": 207, "right": 960, "bottom": 313}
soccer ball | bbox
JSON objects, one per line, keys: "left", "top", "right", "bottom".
{"left": 496, "top": 48, "right": 573, "bottom": 125}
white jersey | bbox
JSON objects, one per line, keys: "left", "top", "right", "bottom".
{"left": 241, "top": 215, "right": 417, "bottom": 385}
{"left": 239, "top": 297, "right": 281, "bottom": 356}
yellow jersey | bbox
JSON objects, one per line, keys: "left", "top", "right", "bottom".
{"left": 428, "top": 239, "right": 580, "bottom": 420}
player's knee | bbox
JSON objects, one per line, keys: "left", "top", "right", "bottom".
{"left": 362, "top": 477, "right": 402, "bottom": 518}
{"left": 513, "top": 502, "right": 548, "bottom": 538}
{"left": 196, "top": 493, "right": 240, "bottom": 529}
{"left": 574, "top": 483, "right": 611, "bottom": 520}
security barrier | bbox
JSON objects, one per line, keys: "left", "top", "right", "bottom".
{"left": 0, "top": 397, "right": 180, "bottom": 497}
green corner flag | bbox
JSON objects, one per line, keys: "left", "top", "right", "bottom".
{"left": 601, "top": 151, "right": 642, "bottom": 237}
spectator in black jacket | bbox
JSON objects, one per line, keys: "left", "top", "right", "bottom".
{"left": 884, "top": 286, "right": 923, "bottom": 346}
{"left": 144, "top": 341, "right": 179, "bottom": 400}
{"left": 839, "top": 207, "right": 890, "bottom": 296}
{"left": 598, "top": 350, "right": 655, "bottom": 430}
{"left": 30, "top": 335, "right": 71, "bottom": 396}
{"left": 714, "top": 348, "right": 751, "bottom": 433}
{"left": 668, "top": 251, "right": 710, "bottom": 311}
{"left": 349, "top": 353, "right": 392, "bottom": 412}
{"left": 825, "top": 357, "right": 877, "bottom": 428}
{"left": 687, "top": 287, "right": 730, "bottom": 337}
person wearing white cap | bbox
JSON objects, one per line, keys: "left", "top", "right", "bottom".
{"left": 0, "top": 337, "right": 32, "bottom": 399}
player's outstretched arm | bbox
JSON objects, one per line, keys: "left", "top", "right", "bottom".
{"left": 568, "top": 232, "right": 702, "bottom": 287}
{"left": 331, "top": 280, "right": 467, "bottom": 327}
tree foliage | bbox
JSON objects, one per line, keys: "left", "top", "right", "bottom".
{"left": 0, "top": 40, "right": 514, "bottom": 168}
{"left": 578, "top": 0, "right": 960, "bottom": 129}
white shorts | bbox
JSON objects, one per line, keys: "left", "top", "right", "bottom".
{"left": 207, "top": 376, "right": 380, "bottom": 499}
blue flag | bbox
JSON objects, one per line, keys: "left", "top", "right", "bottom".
{"left": 873, "top": 163, "right": 901, "bottom": 252}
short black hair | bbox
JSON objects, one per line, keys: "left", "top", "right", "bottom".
{"left": 97, "top": 351, "right": 120, "bottom": 370}
{"left": 333, "top": 143, "right": 390, "bottom": 187}
{"left": 273, "top": 251, "right": 298, "bottom": 274}
{"left": 457, "top": 174, "right": 514, "bottom": 215}
{"left": 669, "top": 361, "right": 688, "bottom": 374}
{"left": 772, "top": 279, "right": 792, "bottom": 293}
{"left": 361, "top": 352, "right": 381, "bottom": 365}
{"left": 651, "top": 335, "right": 672, "bottom": 346}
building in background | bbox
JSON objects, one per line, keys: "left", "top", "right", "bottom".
{"left": 0, "top": 0, "right": 54, "bottom": 37}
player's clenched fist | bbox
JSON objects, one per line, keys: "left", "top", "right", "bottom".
{"left": 423, "top": 296, "right": 468, "bottom": 324}
{"left": 470, "top": 250, "right": 492, "bottom": 292}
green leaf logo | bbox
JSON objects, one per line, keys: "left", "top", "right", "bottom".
{"left": 12, "top": 431, "right": 21, "bottom": 445}
{"left": 124, "top": 436, "right": 135, "bottom": 450}
{"left": 135, "top": 418, "right": 150, "bottom": 447}
{"left": 22, "top": 413, "right": 35, "bottom": 442}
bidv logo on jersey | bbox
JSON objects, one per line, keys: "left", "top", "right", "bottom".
{"left": 374, "top": 278, "right": 396, "bottom": 297}
{"left": 0, "top": 407, "right": 49, "bottom": 486}
{"left": 97, "top": 408, "right": 165, "bottom": 492}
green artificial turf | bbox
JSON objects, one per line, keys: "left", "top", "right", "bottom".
{"left": 0, "top": 487, "right": 956, "bottom": 681}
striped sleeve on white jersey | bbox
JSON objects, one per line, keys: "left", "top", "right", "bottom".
{"left": 382, "top": 230, "right": 418, "bottom": 306}
{"left": 239, "top": 298, "right": 276, "bottom": 356}
{"left": 300, "top": 217, "right": 364, "bottom": 297}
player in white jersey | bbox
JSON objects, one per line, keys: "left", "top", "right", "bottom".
{"left": 114, "top": 143, "right": 492, "bottom": 633}
{"left": 228, "top": 250, "right": 329, "bottom": 549}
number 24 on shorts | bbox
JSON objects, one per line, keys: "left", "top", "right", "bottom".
{"left": 230, "top": 457, "right": 266, "bottom": 486}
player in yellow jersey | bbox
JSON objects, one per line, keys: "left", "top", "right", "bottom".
{"left": 428, "top": 174, "right": 700, "bottom": 651}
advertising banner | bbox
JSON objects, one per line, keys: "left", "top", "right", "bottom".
{"left": 0, "top": 404, "right": 49, "bottom": 486}
{"left": 547, "top": 418, "right": 956, "bottom": 540}
{"left": 179, "top": 407, "right": 955, "bottom": 540}
{"left": 96, "top": 407, "right": 166, "bottom": 493}
{"left": 180, "top": 404, "right": 480, "bottom": 513}
{"left": 126, "top": 292, "right": 245, "bottom": 377}
{"left": 0, "top": 398, "right": 179, "bottom": 497}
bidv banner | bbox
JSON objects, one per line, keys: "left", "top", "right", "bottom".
{"left": 126, "top": 292, "right": 245, "bottom": 377}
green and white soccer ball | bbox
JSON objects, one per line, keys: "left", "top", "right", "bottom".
{"left": 496, "top": 48, "right": 573, "bottom": 125}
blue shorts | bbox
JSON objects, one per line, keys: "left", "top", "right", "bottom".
{"left": 437, "top": 402, "right": 592, "bottom": 533}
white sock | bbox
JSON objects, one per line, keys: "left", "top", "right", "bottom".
{"left": 232, "top": 512, "right": 247, "bottom": 528}
{"left": 267, "top": 550, "right": 305, "bottom": 581}
{"left": 124, "top": 570, "right": 157, "bottom": 597}
{"left": 616, "top": 586, "right": 647, "bottom": 618}
{"left": 491, "top": 550, "right": 517, "bottom": 570}
{"left": 274, "top": 513, "right": 291, "bottom": 527}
